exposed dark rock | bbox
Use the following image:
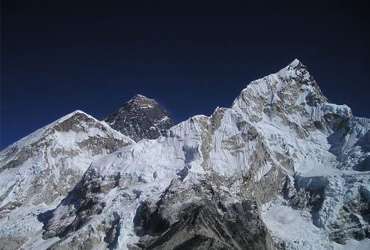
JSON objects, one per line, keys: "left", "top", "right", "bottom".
{"left": 176, "top": 166, "right": 189, "bottom": 181}
{"left": 133, "top": 201, "right": 170, "bottom": 237}
{"left": 134, "top": 199, "right": 271, "bottom": 250}
{"left": 306, "top": 91, "right": 324, "bottom": 107}
{"left": 105, "top": 95, "right": 174, "bottom": 141}
{"left": 353, "top": 156, "right": 370, "bottom": 171}
{"left": 329, "top": 202, "right": 370, "bottom": 244}
{"left": 0, "top": 147, "right": 33, "bottom": 174}
{"left": 132, "top": 181, "right": 272, "bottom": 250}
{"left": 356, "top": 131, "right": 370, "bottom": 153}
{"left": 40, "top": 173, "right": 111, "bottom": 239}
{"left": 104, "top": 212, "right": 122, "bottom": 250}
{"left": 284, "top": 175, "right": 328, "bottom": 227}
{"left": 54, "top": 112, "right": 96, "bottom": 132}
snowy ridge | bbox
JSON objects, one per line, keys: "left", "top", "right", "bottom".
{"left": 1, "top": 110, "right": 88, "bottom": 152}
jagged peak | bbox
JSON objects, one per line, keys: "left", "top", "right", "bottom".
{"left": 239, "top": 59, "right": 314, "bottom": 92}
{"left": 265, "top": 59, "right": 318, "bottom": 90}
{"left": 277, "top": 58, "right": 310, "bottom": 76}
{"left": 105, "top": 94, "right": 174, "bottom": 141}
{"left": 232, "top": 59, "right": 328, "bottom": 117}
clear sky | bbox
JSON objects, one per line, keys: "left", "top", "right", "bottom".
{"left": 1, "top": 1, "right": 370, "bottom": 149}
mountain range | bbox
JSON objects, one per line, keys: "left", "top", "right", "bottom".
{"left": 0, "top": 59, "right": 369, "bottom": 250}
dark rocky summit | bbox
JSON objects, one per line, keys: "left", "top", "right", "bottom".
{"left": 105, "top": 95, "right": 174, "bottom": 141}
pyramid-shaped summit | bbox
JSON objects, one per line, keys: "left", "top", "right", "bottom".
{"left": 105, "top": 94, "right": 174, "bottom": 141}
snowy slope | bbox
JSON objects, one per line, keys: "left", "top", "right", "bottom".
{"left": 0, "top": 111, "right": 133, "bottom": 249}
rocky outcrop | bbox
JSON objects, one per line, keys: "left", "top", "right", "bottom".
{"left": 132, "top": 181, "right": 272, "bottom": 250}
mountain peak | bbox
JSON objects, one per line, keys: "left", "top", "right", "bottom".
{"left": 132, "top": 93, "right": 151, "bottom": 100}
{"left": 279, "top": 58, "right": 310, "bottom": 76}
{"left": 126, "top": 94, "right": 159, "bottom": 109}
{"left": 130, "top": 94, "right": 154, "bottom": 102}
{"left": 232, "top": 58, "right": 329, "bottom": 125}
{"left": 105, "top": 95, "right": 174, "bottom": 141}
{"left": 288, "top": 58, "right": 303, "bottom": 67}
{"left": 56, "top": 109, "right": 93, "bottom": 123}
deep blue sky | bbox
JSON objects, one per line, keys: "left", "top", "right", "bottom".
{"left": 1, "top": 1, "right": 370, "bottom": 149}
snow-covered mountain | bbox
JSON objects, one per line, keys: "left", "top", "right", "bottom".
{"left": 105, "top": 94, "right": 174, "bottom": 142}
{"left": 0, "top": 111, "right": 133, "bottom": 249}
{"left": 0, "top": 59, "right": 369, "bottom": 250}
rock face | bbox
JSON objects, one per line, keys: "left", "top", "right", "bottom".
{"left": 131, "top": 180, "right": 271, "bottom": 250}
{"left": 1, "top": 59, "right": 369, "bottom": 250}
{"left": 0, "top": 111, "right": 133, "bottom": 249}
{"left": 105, "top": 94, "right": 174, "bottom": 141}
